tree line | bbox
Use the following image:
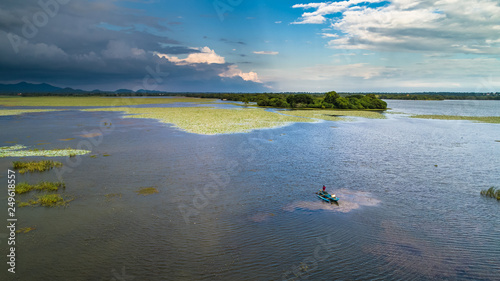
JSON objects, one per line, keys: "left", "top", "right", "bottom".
{"left": 195, "top": 91, "right": 387, "bottom": 110}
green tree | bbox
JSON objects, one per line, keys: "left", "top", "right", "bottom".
{"left": 323, "top": 91, "right": 340, "bottom": 104}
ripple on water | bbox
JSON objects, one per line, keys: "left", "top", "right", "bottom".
{"left": 283, "top": 189, "right": 381, "bottom": 213}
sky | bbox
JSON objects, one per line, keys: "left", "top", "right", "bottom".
{"left": 0, "top": 0, "right": 499, "bottom": 93}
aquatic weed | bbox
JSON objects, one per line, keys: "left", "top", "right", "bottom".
{"left": 135, "top": 187, "right": 159, "bottom": 195}
{"left": 12, "top": 160, "right": 63, "bottom": 174}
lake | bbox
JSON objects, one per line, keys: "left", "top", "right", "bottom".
{"left": 1, "top": 100, "right": 499, "bottom": 280}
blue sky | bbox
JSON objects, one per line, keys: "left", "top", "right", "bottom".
{"left": 1, "top": 0, "right": 499, "bottom": 92}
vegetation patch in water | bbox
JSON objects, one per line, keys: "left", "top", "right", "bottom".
{"left": 0, "top": 144, "right": 90, "bottom": 158}
{"left": 480, "top": 187, "right": 500, "bottom": 201}
{"left": 282, "top": 109, "right": 386, "bottom": 120}
{"left": 410, "top": 115, "right": 500, "bottom": 124}
{"left": 19, "top": 194, "right": 73, "bottom": 207}
{"left": 136, "top": 187, "right": 159, "bottom": 195}
{"left": 105, "top": 193, "right": 122, "bottom": 201}
{"left": 16, "top": 227, "right": 36, "bottom": 234}
{"left": 0, "top": 96, "right": 215, "bottom": 107}
{"left": 83, "top": 107, "right": 313, "bottom": 135}
{"left": 15, "top": 181, "right": 65, "bottom": 194}
{"left": 13, "top": 160, "right": 63, "bottom": 174}
{"left": 0, "top": 109, "right": 65, "bottom": 116}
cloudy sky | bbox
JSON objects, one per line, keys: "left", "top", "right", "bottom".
{"left": 1, "top": 0, "right": 499, "bottom": 92}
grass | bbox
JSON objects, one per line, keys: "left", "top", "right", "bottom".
{"left": 136, "top": 187, "right": 159, "bottom": 195}
{"left": 0, "top": 96, "right": 216, "bottom": 107}
{"left": 83, "top": 107, "right": 314, "bottom": 135}
{"left": 15, "top": 181, "right": 65, "bottom": 194}
{"left": 0, "top": 144, "right": 90, "bottom": 158}
{"left": 12, "top": 160, "right": 63, "bottom": 174}
{"left": 19, "top": 194, "right": 73, "bottom": 207}
{"left": 480, "top": 187, "right": 500, "bottom": 201}
{"left": 282, "top": 109, "right": 386, "bottom": 120}
{"left": 411, "top": 115, "right": 500, "bottom": 124}
{"left": 0, "top": 109, "right": 65, "bottom": 116}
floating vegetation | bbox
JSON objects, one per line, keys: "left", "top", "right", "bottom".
{"left": 89, "top": 155, "right": 98, "bottom": 158}
{"left": 0, "top": 109, "right": 65, "bottom": 116}
{"left": 495, "top": 140, "right": 500, "bottom": 142}
{"left": 480, "top": 187, "right": 500, "bottom": 201}
{"left": 282, "top": 109, "right": 386, "bottom": 121}
{"left": 13, "top": 160, "right": 63, "bottom": 174}
{"left": 83, "top": 107, "right": 313, "bottom": 135}
{"left": 105, "top": 193, "right": 122, "bottom": 201}
{"left": 59, "top": 138, "right": 75, "bottom": 141}
{"left": 15, "top": 181, "right": 65, "bottom": 194}
{"left": 410, "top": 115, "right": 500, "bottom": 124}
{"left": 19, "top": 194, "right": 73, "bottom": 207}
{"left": 16, "top": 227, "right": 36, "bottom": 234}
{"left": 0, "top": 144, "right": 90, "bottom": 158}
{"left": 79, "top": 132, "right": 102, "bottom": 138}
{"left": 0, "top": 96, "right": 216, "bottom": 107}
{"left": 102, "top": 154, "right": 111, "bottom": 157}
{"left": 136, "top": 187, "right": 159, "bottom": 195}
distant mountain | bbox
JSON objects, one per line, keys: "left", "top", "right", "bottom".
{"left": 0, "top": 82, "right": 88, "bottom": 94}
{"left": 0, "top": 82, "right": 158, "bottom": 94}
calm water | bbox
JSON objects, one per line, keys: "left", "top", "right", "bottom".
{"left": 1, "top": 100, "right": 499, "bottom": 280}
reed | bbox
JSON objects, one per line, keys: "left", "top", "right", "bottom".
{"left": 12, "top": 160, "right": 63, "bottom": 174}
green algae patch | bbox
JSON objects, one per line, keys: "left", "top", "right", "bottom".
{"left": 0, "top": 96, "right": 215, "bottom": 107}
{"left": 16, "top": 227, "right": 36, "bottom": 234}
{"left": 282, "top": 109, "right": 386, "bottom": 121}
{"left": 15, "top": 181, "right": 65, "bottom": 194}
{"left": 136, "top": 187, "right": 159, "bottom": 195}
{"left": 83, "top": 107, "right": 313, "bottom": 135}
{"left": 0, "top": 144, "right": 90, "bottom": 158}
{"left": 13, "top": 160, "right": 63, "bottom": 174}
{"left": 0, "top": 109, "right": 66, "bottom": 116}
{"left": 59, "top": 138, "right": 75, "bottom": 141}
{"left": 410, "top": 115, "right": 500, "bottom": 124}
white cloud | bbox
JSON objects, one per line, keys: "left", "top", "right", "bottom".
{"left": 292, "top": 0, "right": 384, "bottom": 24}
{"left": 293, "top": 0, "right": 500, "bottom": 54}
{"left": 253, "top": 51, "right": 279, "bottom": 55}
{"left": 275, "top": 21, "right": 282, "bottom": 24}
{"left": 219, "top": 65, "right": 262, "bottom": 83}
{"left": 155, "top": 46, "right": 225, "bottom": 65}
{"left": 321, "top": 33, "right": 338, "bottom": 38}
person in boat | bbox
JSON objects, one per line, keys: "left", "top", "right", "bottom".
{"left": 322, "top": 185, "right": 326, "bottom": 191}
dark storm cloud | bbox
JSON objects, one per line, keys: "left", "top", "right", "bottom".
{"left": 0, "top": 0, "right": 266, "bottom": 92}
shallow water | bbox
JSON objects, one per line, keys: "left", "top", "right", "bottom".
{"left": 0, "top": 100, "right": 499, "bottom": 280}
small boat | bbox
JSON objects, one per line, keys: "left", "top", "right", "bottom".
{"left": 316, "top": 190, "right": 339, "bottom": 204}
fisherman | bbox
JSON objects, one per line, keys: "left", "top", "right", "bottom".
{"left": 322, "top": 185, "right": 326, "bottom": 192}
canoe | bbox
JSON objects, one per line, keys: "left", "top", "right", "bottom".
{"left": 316, "top": 190, "right": 339, "bottom": 203}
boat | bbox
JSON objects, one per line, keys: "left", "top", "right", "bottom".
{"left": 316, "top": 190, "right": 339, "bottom": 204}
